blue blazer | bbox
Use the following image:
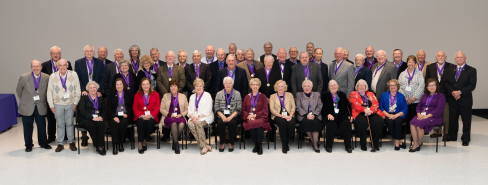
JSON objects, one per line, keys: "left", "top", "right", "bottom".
{"left": 379, "top": 91, "right": 408, "bottom": 119}
{"left": 75, "top": 57, "right": 106, "bottom": 93}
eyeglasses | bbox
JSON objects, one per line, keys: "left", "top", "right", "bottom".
{"left": 428, "top": 85, "right": 436, "bottom": 87}
{"left": 251, "top": 84, "right": 260, "bottom": 86}
{"left": 388, "top": 85, "right": 397, "bottom": 87}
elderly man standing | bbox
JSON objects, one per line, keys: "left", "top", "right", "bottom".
{"left": 274, "top": 48, "right": 295, "bottom": 91}
{"left": 47, "top": 59, "right": 81, "bottom": 152}
{"left": 425, "top": 51, "right": 454, "bottom": 139}
{"left": 75, "top": 45, "right": 105, "bottom": 146}
{"left": 97, "top": 47, "right": 112, "bottom": 67}
{"left": 185, "top": 50, "right": 212, "bottom": 94}
{"left": 177, "top": 50, "right": 188, "bottom": 68}
{"left": 226, "top": 43, "right": 237, "bottom": 58}
{"left": 290, "top": 51, "right": 323, "bottom": 96}
{"left": 16, "top": 60, "right": 52, "bottom": 152}
{"left": 313, "top": 48, "right": 330, "bottom": 94}
{"left": 150, "top": 48, "right": 167, "bottom": 71}
{"left": 259, "top": 42, "right": 277, "bottom": 63}
{"left": 201, "top": 45, "right": 217, "bottom": 64}
{"left": 237, "top": 48, "right": 264, "bottom": 85}
{"left": 41, "top": 46, "right": 73, "bottom": 143}
{"left": 104, "top": 49, "right": 125, "bottom": 97}
{"left": 306, "top": 42, "right": 315, "bottom": 62}
{"left": 416, "top": 50, "right": 431, "bottom": 77}
{"left": 354, "top": 54, "right": 372, "bottom": 88}
{"left": 216, "top": 55, "right": 248, "bottom": 100}
{"left": 392, "top": 49, "right": 407, "bottom": 78}
{"left": 444, "top": 51, "right": 477, "bottom": 146}
{"left": 343, "top": 48, "right": 354, "bottom": 64}
{"left": 364, "top": 46, "right": 377, "bottom": 70}
{"left": 371, "top": 50, "right": 397, "bottom": 100}
{"left": 157, "top": 51, "right": 186, "bottom": 94}
{"left": 329, "top": 47, "right": 354, "bottom": 97}
{"left": 286, "top": 46, "right": 300, "bottom": 65}
{"left": 236, "top": 49, "right": 245, "bottom": 64}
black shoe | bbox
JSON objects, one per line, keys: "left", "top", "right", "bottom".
{"left": 47, "top": 138, "right": 55, "bottom": 143}
{"left": 462, "top": 141, "right": 469, "bottom": 146}
{"left": 119, "top": 144, "right": 124, "bottom": 152}
{"left": 409, "top": 146, "right": 420, "bottom": 152}
{"left": 25, "top": 147, "right": 32, "bottom": 152}
{"left": 175, "top": 143, "right": 180, "bottom": 154}
{"left": 326, "top": 148, "right": 332, "bottom": 153}
{"left": 282, "top": 147, "right": 287, "bottom": 154}
{"left": 138, "top": 149, "right": 144, "bottom": 154}
{"left": 375, "top": 147, "right": 380, "bottom": 151}
{"left": 400, "top": 142, "right": 406, "bottom": 149}
{"left": 252, "top": 147, "right": 258, "bottom": 153}
{"left": 361, "top": 146, "right": 367, "bottom": 151}
{"left": 315, "top": 149, "right": 320, "bottom": 153}
{"left": 113, "top": 144, "right": 118, "bottom": 155}
{"left": 258, "top": 145, "right": 263, "bottom": 155}
{"left": 143, "top": 145, "right": 147, "bottom": 151}
{"left": 81, "top": 140, "right": 88, "bottom": 146}
{"left": 286, "top": 143, "right": 290, "bottom": 151}
{"left": 346, "top": 148, "right": 352, "bottom": 153}
{"left": 172, "top": 142, "right": 176, "bottom": 150}
{"left": 370, "top": 148, "right": 377, "bottom": 152}
{"left": 446, "top": 137, "right": 457, "bottom": 142}
{"left": 395, "top": 146, "right": 400, "bottom": 151}
{"left": 219, "top": 145, "right": 225, "bottom": 152}
{"left": 228, "top": 147, "right": 234, "bottom": 152}
{"left": 317, "top": 143, "right": 320, "bottom": 148}
{"left": 97, "top": 148, "right": 106, "bottom": 156}
{"left": 41, "top": 145, "right": 52, "bottom": 149}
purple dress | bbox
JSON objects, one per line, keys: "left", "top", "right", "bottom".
{"left": 163, "top": 97, "right": 186, "bottom": 128}
{"left": 410, "top": 93, "right": 446, "bottom": 133}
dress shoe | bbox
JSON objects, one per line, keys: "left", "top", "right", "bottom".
{"left": 346, "top": 148, "right": 352, "bottom": 153}
{"left": 25, "top": 147, "right": 32, "bottom": 152}
{"left": 326, "top": 148, "right": 332, "bottom": 153}
{"left": 55, "top": 145, "right": 64, "bottom": 152}
{"left": 172, "top": 142, "right": 176, "bottom": 150}
{"left": 446, "top": 137, "right": 457, "bottom": 142}
{"left": 394, "top": 146, "right": 400, "bottom": 151}
{"left": 252, "top": 147, "right": 258, "bottom": 153}
{"left": 41, "top": 145, "right": 52, "bottom": 149}
{"left": 138, "top": 149, "right": 144, "bottom": 154}
{"left": 430, "top": 133, "right": 442, "bottom": 138}
{"left": 219, "top": 145, "right": 225, "bottom": 152}
{"left": 258, "top": 145, "right": 263, "bottom": 155}
{"left": 462, "top": 141, "right": 469, "bottom": 146}
{"left": 47, "top": 138, "right": 55, "bottom": 143}
{"left": 81, "top": 140, "right": 88, "bottom": 147}
{"left": 143, "top": 145, "right": 147, "bottom": 151}
{"left": 69, "top": 143, "right": 77, "bottom": 151}
{"left": 113, "top": 144, "right": 118, "bottom": 155}
{"left": 314, "top": 149, "right": 320, "bottom": 153}
{"left": 175, "top": 143, "right": 180, "bottom": 154}
{"left": 370, "top": 148, "right": 377, "bottom": 152}
{"left": 409, "top": 146, "right": 420, "bottom": 152}
{"left": 400, "top": 142, "right": 406, "bottom": 149}
{"left": 119, "top": 144, "right": 124, "bottom": 152}
{"left": 228, "top": 147, "right": 234, "bottom": 152}
{"left": 282, "top": 147, "right": 287, "bottom": 154}
{"left": 97, "top": 148, "right": 106, "bottom": 156}
{"left": 442, "top": 135, "right": 448, "bottom": 141}
{"left": 361, "top": 146, "right": 367, "bottom": 151}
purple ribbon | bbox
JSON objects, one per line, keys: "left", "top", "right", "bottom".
{"left": 172, "top": 93, "right": 178, "bottom": 111}
{"left": 424, "top": 93, "right": 436, "bottom": 112}
{"left": 245, "top": 60, "right": 255, "bottom": 76}
{"left": 131, "top": 58, "right": 139, "bottom": 72}
{"left": 143, "top": 94, "right": 150, "bottom": 107}
{"left": 304, "top": 93, "right": 313, "bottom": 112}
{"left": 51, "top": 59, "right": 58, "bottom": 72}
{"left": 407, "top": 69, "right": 415, "bottom": 85}
{"left": 250, "top": 92, "right": 260, "bottom": 111}
{"left": 331, "top": 93, "right": 338, "bottom": 108}
{"left": 32, "top": 72, "right": 41, "bottom": 93}
{"left": 278, "top": 94, "right": 286, "bottom": 111}
{"left": 227, "top": 68, "right": 236, "bottom": 79}
{"left": 334, "top": 60, "right": 343, "bottom": 75}
{"left": 153, "top": 61, "right": 159, "bottom": 71}
{"left": 59, "top": 71, "right": 68, "bottom": 92}
{"left": 389, "top": 92, "right": 397, "bottom": 107}
{"left": 194, "top": 63, "right": 200, "bottom": 79}
{"left": 115, "top": 61, "right": 121, "bottom": 74}
{"left": 218, "top": 61, "right": 225, "bottom": 69}
{"left": 279, "top": 62, "right": 285, "bottom": 74}
{"left": 354, "top": 66, "right": 363, "bottom": 77}
{"left": 122, "top": 73, "right": 130, "bottom": 87}
{"left": 143, "top": 69, "right": 151, "bottom": 79}
{"left": 117, "top": 91, "right": 124, "bottom": 111}
{"left": 302, "top": 63, "right": 310, "bottom": 79}
{"left": 360, "top": 92, "right": 368, "bottom": 107}
{"left": 366, "top": 58, "right": 374, "bottom": 69}
{"left": 373, "top": 62, "right": 386, "bottom": 77}
{"left": 455, "top": 64, "right": 465, "bottom": 80}
{"left": 394, "top": 60, "right": 404, "bottom": 71}
{"left": 417, "top": 61, "right": 426, "bottom": 71}
{"left": 195, "top": 92, "right": 204, "bottom": 111}
{"left": 224, "top": 89, "right": 233, "bottom": 107}
{"left": 88, "top": 95, "right": 99, "bottom": 112}
{"left": 436, "top": 62, "right": 445, "bottom": 77}
{"left": 265, "top": 68, "right": 271, "bottom": 83}
{"left": 207, "top": 57, "right": 214, "bottom": 64}
{"left": 167, "top": 65, "right": 173, "bottom": 78}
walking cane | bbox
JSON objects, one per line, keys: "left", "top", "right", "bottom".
{"left": 366, "top": 115, "right": 375, "bottom": 151}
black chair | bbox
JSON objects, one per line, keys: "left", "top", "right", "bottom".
{"left": 214, "top": 123, "right": 244, "bottom": 150}
{"left": 410, "top": 123, "right": 445, "bottom": 152}
{"left": 75, "top": 123, "right": 107, "bottom": 155}
{"left": 161, "top": 124, "right": 186, "bottom": 150}
{"left": 105, "top": 123, "right": 136, "bottom": 150}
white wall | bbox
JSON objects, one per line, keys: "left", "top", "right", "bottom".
{"left": 1, "top": 0, "right": 487, "bottom": 108}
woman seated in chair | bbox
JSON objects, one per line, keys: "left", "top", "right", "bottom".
{"left": 242, "top": 78, "right": 271, "bottom": 155}
{"left": 133, "top": 77, "right": 160, "bottom": 154}
{"left": 296, "top": 79, "right": 323, "bottom": 153}
{"left": 188, "top": 78, "right": 214, "bottom": 155}
{"left": 214, "top": 77, "right": 242, "bottom": 153}
{"left": 77, "top": 81, "right": 106, "bottom": 156}
{"left": 160, "top": 79, "right": 188, "bottom": 154}
{"left": 379, "top": 79, "right": 408, "bottom": 151}
{"left": 322, "top": 80, "right": 352, "bottom": 153}
{"left": 349, "top": 79, "right": 384, "bottom": 152}
{"left": 269, "top": 80, "right": 295, "bottom": 154}
{"left": 409, "top": 78, "right": 445, "bottom": 152}
{"left": 107, "top": 78, "right": 134, "bottom": 155}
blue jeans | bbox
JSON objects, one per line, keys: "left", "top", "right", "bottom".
{"left": 21, "top": 105, "right": 48, "bottom": 148}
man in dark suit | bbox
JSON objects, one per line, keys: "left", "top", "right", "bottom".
{"left": 290, "top": 51, "right": 323, "bottom": 96}
{"left": 364, "top": 46, "right": 377, "bottom": 70}
{"left": 97, "top": 47, "right": 113, "bottom": 67}
{"left": 41, "top": 46, "right": 73, "bottom": 143}
{"left": 275, "top": 48, "right": 295, "bottom": 92}
{"left": 74, "top": 45, "right": 106, "bottom": 146}
{"left": 313, "top": 48, "right": 330, "bottom": 95}
{"left": 256, "top": 55, "right": 281, "bottom": 142}
{"left": 104, "top": 49, "right": 125, "bottom": 96}
{"left": 354, "top": 54, "right": 372, "bottom": 89}
{"left": 209, "top": 50, "right": 227, "bottom": 98}
{"left": 444, "top": 51, "right": 477, "bottom": 146}
{"left": 150, "top": 48, "right": 167, "bottom": 71}
{"left": 371, "top": 50, "right": 397, "bottom": 100}
{"left": 259, "top": 42, "right": 277, "bottom": 63}
{"left": 216, "top": 55, "right": 248, "bottom": 100}
{"left": 392, "top": 49, "right": 407, "bottom": 78}
{"left": 185, "top": 50, "right": 212, "bottom": 94}
{"left": 329, "top": 47, "right": 354, "bottom": 97}
{"left": 425, "top": 51, "right": 453, "bottom": 139}
{"left": 286, "top": 47, "right": 300, "bottom": 65}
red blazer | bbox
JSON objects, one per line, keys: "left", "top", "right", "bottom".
{"left": 133, "top": 91, "right": 161, "bottom": 122}
{"left": 348, "top": 91, "right": 385, "bottom": 119}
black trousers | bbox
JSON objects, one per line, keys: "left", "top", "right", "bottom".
{"left": 217, "top": 117, "right": 239, "bottom": 145}
{"left": 21, "top": 106, "right": 48, "bottom": 147}
{"left": 109, "top": 117, "right": 130, "bottom": 144}
{"left": 325, "top": 117, "right": 352, "bottom": 149}
{"left": 249, "top": 127, "right": 264, "bottom": 147}
{"left": 136, "top": 118, "right": 157, "bottom": 142}
{"left": 274, "top": 117, "right": 296, "bottom": 143}
{"left": 385, "top": 117, "right": 405, "bottom": 140}
{"left": 405, "top": 103, "right": 418, "bottom": 134}
{"left": 46, "top": 107, "right": 57, "bottom": 140}
{"left": 80, "top": 120, "right": 105, "bottom": 148}
{"left": 448, "top": 105, "right": 472, "bottom": 142}
{"left": 353, "top": 114, "right": 383, "bottom": 148}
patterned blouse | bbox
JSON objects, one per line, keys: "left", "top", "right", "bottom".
{"left": 398, "top": 68, "right": 424, "bottom": 103}
{"left": 214, "top": 89, "right": 242, "bottom": 117}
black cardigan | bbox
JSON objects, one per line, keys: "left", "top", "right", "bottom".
{"left": 321, "top": 91, "right": 351, "bottom": 119}
{"left": 106, "top": 90, "right": 134, "bottom": 120}
{"left": 77, "top": 95, "right": 107, "bottom": 126}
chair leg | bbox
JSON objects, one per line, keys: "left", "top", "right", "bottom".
{"left": 77, "top": 129, "right": 80, "bottom": 154}
{"left": 214, "top": 126, "right": 218, "bottom": 150}
{"left": 267, "top": 131, "right": 270, "bottom": 149}
{"left": 157, "top": 128, "right": 160, "bottom": 149}
{"left": 239, "top": 126, "right": 242, "bottom": 149}
{"left": 274, "top": 126, "right": 276, "bottom": 150}
{"left": 403, "top": 123, "right": 407, "bottom": 145}
{"left": 323, "top": 127, "right": 326, "bottom": 149}
{"left": 106, "top": 131, "right": 109, "bottom": 150}
{"left": 436, "top": 128, "right": 439, "bottom": 153}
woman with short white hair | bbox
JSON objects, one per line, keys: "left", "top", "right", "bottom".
{"left": 295, "top": 80, "right": 323, "bottom": 153}
{"left": 214, "top": 77, "right": 242, "bottom": 152}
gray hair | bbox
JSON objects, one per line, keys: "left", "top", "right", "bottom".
{"left": 299, "top": 51, "right": 309, "bottom": 58}
{"left": 50, "top": 46, "right": 61, "bottom": 53}
{"left": 86, "top": 81, "right": 100, "bottom": 91}
{"left": 302, "top": 79, "right": 313, "bottom": 89}
{"left": 216, "top": 48, "right": 225, "bottom": 54}
{"left": 306, "top": 42, "right": 314, "bottom": 47}
{"left": 83, "top": 45, "right": 94, "bottom": 51}
{"left": 335, "top": 47, "right": 345, "bottom": 54}
{"left": 355, "top": 53, "right": 366, "bottom": 60}
{"left": 344, "top": 48, "right": 349, "bottom": 52}
{"left": 193, "top": 50, "right": 201, "bottom": 55}
{"left": 264, "top": 55, "right": 274, "bottom": 63}
{"left": 355, "top": 79, "right": 369, "bottom": 91}
{"left": 245, "top": 48, "right": 254, "bottom": 55}
{"left": 328, "top": 79, "right": 338, "bottom": 87}
{"left": 118, "top": 59, "right": 129, "bottom": 66}
{"left": 114, "top": 48, "right": 124, "bottom": 55}
{"left": 223, "top": 76, "right": 234, "bottom": 85}
{"left": 236, "top": 49, "right": 245, "bottom": 54}
{"left": 263, "top": 42, "right": 273, "bottom": 47}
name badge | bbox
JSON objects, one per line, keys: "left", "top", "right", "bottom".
{"left": 172, "top": 113, "right": 177, "bottom": 117}
{"left": 249, "top": 113, "right": 254, "bottom": 115}
{"left": 33, "top": 95, "right": 40, "bottom": 101}
{"left": 334, "top": 108, "right": 339, "bottom": 114}
{"left": 224, "top": 109, "right": 230, "bottom": 115}
{"left": 405, "top": 86, "right": 412, "bottom": 91}
{"left": 308, "top": 112, "right": 312, "bottom": 115}
{"left": 92, "top": 114, "right": 98, "bottom": 118}
{"left": 63, "top": 93, "right": 70, "bottom": 99}
{"left": 281, "top": 112, "right": 288, "bottom": 116}
{"left": 145, "top": 111, "right": 151, "bottom": 116}
{"left": 366, "top": 107, "right": 370, "bottom": 111}
{"left": 118, "top": 111, "right": 124, "bottom": 116}
{"left": 421, "top": 112, "right": 426, "bottom": 116}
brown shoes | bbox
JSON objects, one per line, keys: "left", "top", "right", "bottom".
{"left": 430, "top": 133, "right": 442, "bottom": 138}
{"left": 69, "top": 143, "right": 77, "bottom": 151}
{"left": 55, "top": 145, "right": 64, "bottom": 152}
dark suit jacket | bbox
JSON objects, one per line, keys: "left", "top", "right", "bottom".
{"left": 99, "top": 58, "right": 113, "bottom": 67}
{"left": 216, "top": 67, "right": 248, "bottom": 100}
{"left": 74, "top": 57, "right": 105, "bottom": 93}
{"left": 286, "top": 58, "right": 300, "bottom": 65}
{"left": 346, "top": 59, "right": 354, "bottom": 64}
{"left": 443, "top": 64, "right": 477, "bottom": 107}
{"left": 152, "top": 60, "right": 167, "bottom": 71}
{"left": 104, "top": 62, "right": 120, "bottom": 96}
{"left": 363, "top": 57, "right": 377, "bottom": 70}
{"left": 156, "top": 64, "right": 186, "bottom": 95}
{"left": 321, "top": 91, "right": 351, "bottom": 119}
{"left": 113, "top": 72, "right": 138, "bottom": 97}
{"left": 355, "top": 66, "right": 372, "bottom": 89}
{"left": 41, "top": 60, "right": 73, "bottom": 75}
{"left": 185, "top": 63, "right": 212, "bottom": 93}
{"left": 317, "top": 61, "right": 329, "bottom": 94}
{"left": 259, "top": 54, "right": 277, "bottom": 63}
{"left": 393, "top": 61, "right": 408, "bottom": 79}
{"left": 273, "top": 60, "right": 295, "bottom": 92}
{"left": 106, "top": 90, "right": 134, "bottom": 120}
{"left": 290, "top": 62, "right": 323, "bottom": 96}
{"left": 255, "top": 67, "right": 281, "bottom": 98}
{"left": 425, "top": 62, "right": 454, "bottom": 101}
{"left": 209, "top": 61, "right": 227, "bottom": 97}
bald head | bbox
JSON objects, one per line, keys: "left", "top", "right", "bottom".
{"left": 376, "top": 50, "right": 387, "bottom": 63}
{"left": 277, "top": 48, "right": 287, "bottom": 62}
{"left": 205, "top": 45, "right": 215, "bottom": 59}
{"left": 417, "top": 50, "right": 426, "bottom": 63}
{"left": 165, "top": 51, "right": 176, "bottom": 64}
{"left": 98, "top": 47, "right": 108, "bottom": 61}
{"left": 455, "top": 51, "right": 467, "bottom": 66}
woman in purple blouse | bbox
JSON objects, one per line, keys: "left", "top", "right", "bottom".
{"left": 409, "top": 78, "right": 445, "bottom": 152}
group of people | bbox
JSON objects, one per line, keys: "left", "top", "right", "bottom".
{"left": 16, "top": 42, "right": 477, "bottom": 156}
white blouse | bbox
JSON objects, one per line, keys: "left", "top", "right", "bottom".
{"left": 398, "top": 68, "right": 424, "bottom": 103}
{"left": 188, "top": 92, "right": 214, "bottom": 124}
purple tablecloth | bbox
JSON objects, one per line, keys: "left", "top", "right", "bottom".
{"left": 0, "top": 94, "right": 19, "bottom": 132}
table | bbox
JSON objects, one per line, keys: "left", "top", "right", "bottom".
{"left": 0, "top": 94, "right": 19, "bottom": 132}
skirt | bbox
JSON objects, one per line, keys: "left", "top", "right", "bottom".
{"left": 300, "top": 117, "right": 323, "bottom": 133}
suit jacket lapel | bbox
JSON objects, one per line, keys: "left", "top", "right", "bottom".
{"left": 334, "top": 61, "right": 346, "bottom": 76}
